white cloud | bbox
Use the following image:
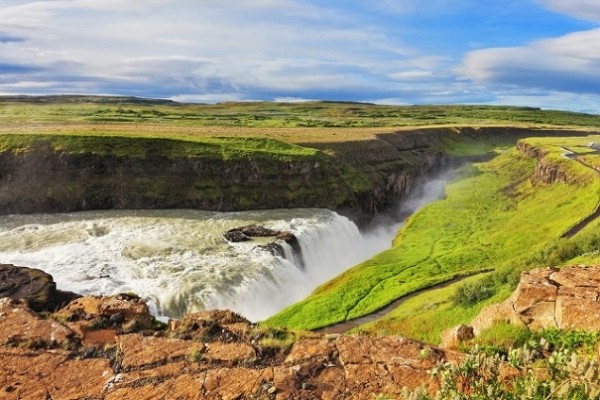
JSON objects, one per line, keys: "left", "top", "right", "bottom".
{"left": 0, "top": 0, "right": 423, "bottom": 101}
{"left": 458, "top": 27, "right": 600, "bottom": 94}
{"left": 537, "top": 0, "right": 600, "bottom": 21}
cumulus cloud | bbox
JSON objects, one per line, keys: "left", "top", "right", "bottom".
{"left": 3, "top": 0, "right": 599, "bottom": 110}
{"left": 458, "top": 27, "right": 600, "bottom": 94}
{"left": 0, "top": 0, "right": 431, "bottom": 101}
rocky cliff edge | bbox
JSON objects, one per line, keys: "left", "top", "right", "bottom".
{"left": 0, "top": 263, "right": 462, "bottom": 400}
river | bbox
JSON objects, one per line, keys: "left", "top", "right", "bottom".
{"left": 0, "top": 177, "right": 447, "bottom": 322}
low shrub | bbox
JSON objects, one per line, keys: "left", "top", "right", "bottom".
{"left": 453, "top": 278, "right": 496, "bottom": 306}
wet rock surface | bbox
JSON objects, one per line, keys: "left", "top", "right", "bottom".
{"left": 224, "top": 224, "right": 306, "bottom": 266}
{"left": 0, "top": 263, "right": 79, "bottom": 312}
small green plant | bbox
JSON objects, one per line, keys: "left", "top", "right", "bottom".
{"left": 473, "top": 322, "right": 532, "bottom": 351}
{"left": 256, "top": 327, "right": 298, "bottom": 351}
{"left": 453, "top": 279, "right": 497, "bottom": 306}
{"left": 151, "top": 318, "right": 168, "bottom": 331}
{"left": 87, "top": 316, "right": 110, "bottom": 330}
{"left": 402, "top": 338, "right": 600, "bottom": 400}
{"left": 373, "top": 394, "right": 395, "bottom": 400}
{"left": 187, "top": 348, "right": 204, "bottom": 363}
{"left": 534, "top": 328, "right": 600, "bottom": 353}
{"left": 418, "top": 347, "right": 434, "bottom": 360}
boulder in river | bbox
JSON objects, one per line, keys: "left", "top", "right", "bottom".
{"left": 224, "top": 225, "right": 305, "bottom": 267}
{"left": 0, "top": 263, "right": 79, "bottom": 312}
{"left": 236, "top": 224, "right": 280, "bottom": 237}
{"left": 256, "top": 242, "right": 286, "bottom": 257}
{"left": 223, "top": 230, "right": 252, "bottom": 242}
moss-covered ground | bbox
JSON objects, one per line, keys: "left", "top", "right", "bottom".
{"left": 265, "top": 136, "right": 600, "bottom": 340}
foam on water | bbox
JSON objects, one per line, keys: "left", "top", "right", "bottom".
{"left": 0, "top": 173, "right": 449, "bottom": 321}
{"left": 0, "top": 209, "right": 393, "bottom": 321}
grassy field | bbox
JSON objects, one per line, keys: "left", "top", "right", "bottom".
{"left": 2, "top": 97, "right": 600, "bottom": 142}
{"left": 0, "top": 133, "right": 319, "bottom": 161}
{"left": 265, "top": 137, "right": 600, "bottom": 339}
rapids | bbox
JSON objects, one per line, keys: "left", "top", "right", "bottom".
{"left": 0, "top": 176, "right": 447, "bottom": 321}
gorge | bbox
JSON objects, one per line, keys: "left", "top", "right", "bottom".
{"left": 4, "top": 99, "right": 600, "bottom": 398}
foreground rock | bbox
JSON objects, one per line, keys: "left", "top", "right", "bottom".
{"left": 0, "top": 263, "right": 79, "bottom": 312}
{"left": 472, "top": 265, "right": 600, "bottom": 333}
{"left": 0, "top": 294, "right": 459, "bottom": 399}
{"left": 441, "top": 265, "right": 600, "bottom": 348}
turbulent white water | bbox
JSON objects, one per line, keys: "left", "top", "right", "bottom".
{"left": 0, "top": 208, "right": 395, "bottom": 321}
{"left": 0, "top": 174, "right": 448, "bottom": 322}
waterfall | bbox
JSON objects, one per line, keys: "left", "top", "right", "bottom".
{"left": 0, "top": 209, "right": 395, "bottom": 322}
{"left": 0, "top": 168, "right": 449, "bottom": 323}
{"left": 213, "top": 212, "right": 400, "bottom": 321}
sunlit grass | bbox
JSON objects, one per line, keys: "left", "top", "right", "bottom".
{"left": 265, "top": 142, "right": 600, "bottom": 335}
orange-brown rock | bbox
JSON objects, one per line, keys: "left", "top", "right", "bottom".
{"left": 472, "top": 265, "right": 600, "bottom": 334}
{"left": 0, "top": 297, "right": 463, "bottom": 399}
{"left": 439, "top": 324, "right": 475, "bottom": 349}
{"left": 0, "top": 348, "right": 113, "bottom": 400}
{"left": 57, "top": 293, "right": 154, "bottom": 332}
{"left": 0, "top": 298, "right": 74, "bottom": 347}
{"left": 118, "top": 334, "right": 204, "bottom": 370}
{"left": 204, "top": 342, "right": 256, "bottom": 364}
{"left": 168, "top": 309, "right": 251, "bottom": 341}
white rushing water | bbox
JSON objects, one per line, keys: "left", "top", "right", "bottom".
{"left": 0, "top": 208, "right": 395, "bottom": 321}
{"left": 0, "top": 174, "right": 448, "bottom": 322}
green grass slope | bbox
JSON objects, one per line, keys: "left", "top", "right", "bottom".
{"left": 0, "top": 133, "right": 319, "bottom": 160}
{"left": 265, "top": 136, "right": 600, "bottom": 335}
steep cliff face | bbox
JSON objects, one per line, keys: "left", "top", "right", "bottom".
{"left": 0, "top": 142, "right": 350, "bottom": 213}
{"left": 0, "top": 128, "right": 585, "bottom": 218}
{"left": 0, "top": 133, "right": 448, "bottom": 218}
{"left": 516, "top": 141, "right": 569, "bottom": 184}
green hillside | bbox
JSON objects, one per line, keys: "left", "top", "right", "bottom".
{"left": 266, "top": 135, "right": 600, "bottom": 342}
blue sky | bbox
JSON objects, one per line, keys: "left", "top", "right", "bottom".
{"left": 2, "top": 0, "right": 600, "bottom": 112}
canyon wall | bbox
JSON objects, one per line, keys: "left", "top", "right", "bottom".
{"left": 0, "top": 128, "right": 586, "bottom": 219}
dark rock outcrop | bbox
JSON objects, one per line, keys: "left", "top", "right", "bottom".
{"left": 231, "top": 224, "right": 280, "bottom": 237}
{"left": 224, "top": 225, "right": 305, "bottom": 266}
{"left": 223, "top": 230, "right": 251, "bottom": 242}
{"left": 0, "top": 263, "right": 79, "bottom": 312}
{"left": 256, "top": 242, "right": 286, "bottom": 257}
